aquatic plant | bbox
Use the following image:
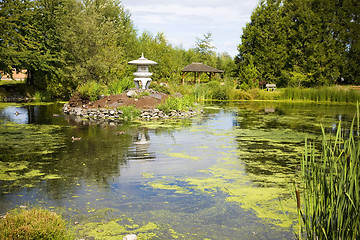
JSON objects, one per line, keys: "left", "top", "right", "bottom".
{"left": 157, "top": 95, "right": 197, "bottom": 114}
{"left": 281, "top": 86, "right": 360, "bottom": 103}
{"left": 117, "top": 105, "right": 141, "bottom": 120}
{"left": 0, "top": 207, "right": 74, "bottom": 240}
{"left": 295, "top": 104, "right": 360, "bottom": 239}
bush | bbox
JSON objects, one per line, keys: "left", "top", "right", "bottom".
{"left": 239, "top": 82, "right": 250, "bottom": 91}
{"left": 0, "top": 207, "right": 73, "bottom": 240}
{"left": 157, "top": 95, "right": 197, "bottom": 114}
{"left": 108, "top": 77, "right": 135, "bottom": 95}
{"left": 117, "top": 105, "right": 141, "bottom": 120}
{"left": 150, "top": 83, "right": 170, "bottom": 94}
{"left": 33, "top": 91, "right": 52, "bottom": 102}
{"left": 229, "top": 89, "right": 252, "bottom": 100}
{"left": 77, "top": 81, "right": 105, "bottom": 102}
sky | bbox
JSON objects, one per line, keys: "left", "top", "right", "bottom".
{"left": 121, "top": 0, "right": 260, "bottom": 57}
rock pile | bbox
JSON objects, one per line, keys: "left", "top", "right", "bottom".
{"left": 62, "top": 104, "right": 202, "bottom": 121}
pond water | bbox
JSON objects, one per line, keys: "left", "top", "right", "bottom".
{"left": 0, "top": 101, "right": 357, "bottom": 239}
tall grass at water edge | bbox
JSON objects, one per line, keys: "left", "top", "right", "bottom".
{"left": 294, "top": 104, "right": 359, "bottom": 239}
{"left": 281, "top": 86, "right": 360, "bottom": 103}
{"left": 157, "top": 95, "right": 197, "bottom": 114}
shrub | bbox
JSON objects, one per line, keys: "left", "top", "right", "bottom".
{"left": 239, "top": 82, "right": 250, "bottom": 91}
{"left": 117, "top": 105, "right": 141, "bottom": 120}
{"left": 229, "top": 89, "right": 252, "bottom": 100}
{"left": 0, "top": 207, "right": 74, "bottom": 240}
{"left": 150, "top": 83, "right": 170, "bottom": 94}
{"left": 108, "top": 77, "right": 135, "bottom": 95}
{"left": 77, "top": 81, "right": 105, "bottom": 102}
{"left": 157, "top": 95, "right": 197, "bottom": 114}
{"left": 33, "top": 91, "right": 52, "bottom": 102}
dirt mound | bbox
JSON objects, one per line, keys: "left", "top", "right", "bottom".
{"left": 69, "top": 92, "right": 89, "bottom": 107}
{"left": 68, "top": 89, "right": 169, "bottom": 110}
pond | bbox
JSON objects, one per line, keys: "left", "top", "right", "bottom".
{"left": 0, "top": 101, "right": 357, "bottom": 239}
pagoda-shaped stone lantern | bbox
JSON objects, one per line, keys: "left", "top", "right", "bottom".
{"left": 128, "top": 54, "right": 157, "bottom": 89}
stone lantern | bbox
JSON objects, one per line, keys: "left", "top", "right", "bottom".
{"left": 128, "top": 53, "right": 157, "bottom": 89}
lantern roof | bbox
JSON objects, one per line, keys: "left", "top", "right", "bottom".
{"left": 128, "top": 53, "right": 157, "bottom": 66}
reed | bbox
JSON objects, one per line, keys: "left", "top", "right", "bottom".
{"left": 296, "top": 104, "right": 360, "bottom": 239}
{"left": 281, "top": 86, "right": 360, "bottom": 103}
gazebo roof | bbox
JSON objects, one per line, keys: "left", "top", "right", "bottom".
{"left": 182, "top": 63, "right": 224, "bottom": 73}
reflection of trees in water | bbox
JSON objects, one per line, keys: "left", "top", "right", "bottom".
{"left": 0, "top": 104, "right": 63, "bottom": 124}
{"left": 232, "top": 102, "right": 357, "bottom": 182}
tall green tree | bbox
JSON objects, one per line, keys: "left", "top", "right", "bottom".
{"left": 284, "top": 0, "right": 344, "bottom": 86}
{"left": 0, "top": 0, "right": 38, "bottom": 76}
{"left": 193, "top": 32, "right": 217, "bottom": 65}
{"left": 236, "top": 0, "right": 288, "bottom": 87}
{"left": 236, "top": 0, "right": 357, "bottom": 87}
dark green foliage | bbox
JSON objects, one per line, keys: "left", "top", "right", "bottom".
{"left": 236, "top": 0, "right": 360, "bottom": 86}
{"left": 0, "top": 0, "right": 237, "bottom": 99}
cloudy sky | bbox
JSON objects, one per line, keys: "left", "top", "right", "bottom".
{"left": 121, "top": 0, "right": 260, "bottom": 57}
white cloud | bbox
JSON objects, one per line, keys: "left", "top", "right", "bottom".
{"left": 122, "top": 0, "right": 259, "bottom": 57}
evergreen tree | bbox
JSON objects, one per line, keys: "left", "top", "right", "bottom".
{"left": 236, "top": 0, "right": 288, "bottom": 87}
{"left": 0, "top": 0, "right": 38, "bottom": 76}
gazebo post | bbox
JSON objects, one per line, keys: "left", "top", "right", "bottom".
{"left": 182, "top": 72, "right": 186, "bottom": 85}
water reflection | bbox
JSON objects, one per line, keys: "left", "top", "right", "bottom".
{"left": 123, "top": 129, "right": 156, "bottom": 162}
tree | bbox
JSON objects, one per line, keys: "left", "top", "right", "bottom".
{"left": 236, "top": 0, "right": 288, "bottom": 87}
{"left": 0, "top": 0, "right": 39, "bottom": 76}
{"left": 236, "top": 0, "right": 355, "bottom": 87}
{"left": 194, "top": 32, "right": 216, "bottom": 64}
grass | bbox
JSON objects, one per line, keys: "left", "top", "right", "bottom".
{"left": 294, "top": 104, "right": 360, "bottom": 239}
{"left": 157, "top": 95, "right": 197, "bottom": 114}
{"left": 0, "top": 207, "right": 74, "bottom": 240}
{"left": 279, "top": 86, "right": 360, "bottom": 103}
{"left": 117, "top": 105, "right": 141, "bottom": 120}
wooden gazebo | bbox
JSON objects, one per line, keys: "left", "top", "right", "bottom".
{"left": 182, "top": 62, "right": 224, "bottom": 84}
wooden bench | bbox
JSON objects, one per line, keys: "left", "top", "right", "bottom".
{"left": 266, "top": 84, "right": 276, "bottom": 91}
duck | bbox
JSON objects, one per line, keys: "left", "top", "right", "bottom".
{"left": 71, "top": 136, "right": 81, "bottom": 142}
{"left": 15, "top": 111, "right": 20, "bottom": 116}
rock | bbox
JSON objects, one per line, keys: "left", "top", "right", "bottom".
{"left": 127, "top": 90, "right": 137, "bottom": 98}
{"left": 150, "top": 93, "right": 163, "bottom": 100}
{"left": 123, "top": 234, "right": 137, "bottom": 240}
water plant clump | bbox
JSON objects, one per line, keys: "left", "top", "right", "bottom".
{"left": 0, "top": 207, "right": 74, "bottom": 240}
{"left": 117, "top": 105, "right": 141, "bottom": 120}
{"left": 157, "top": 95, "right": 197, "bottom": 114}
{"left": 295, "top": 105, "right": 360, "bottom": 239}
